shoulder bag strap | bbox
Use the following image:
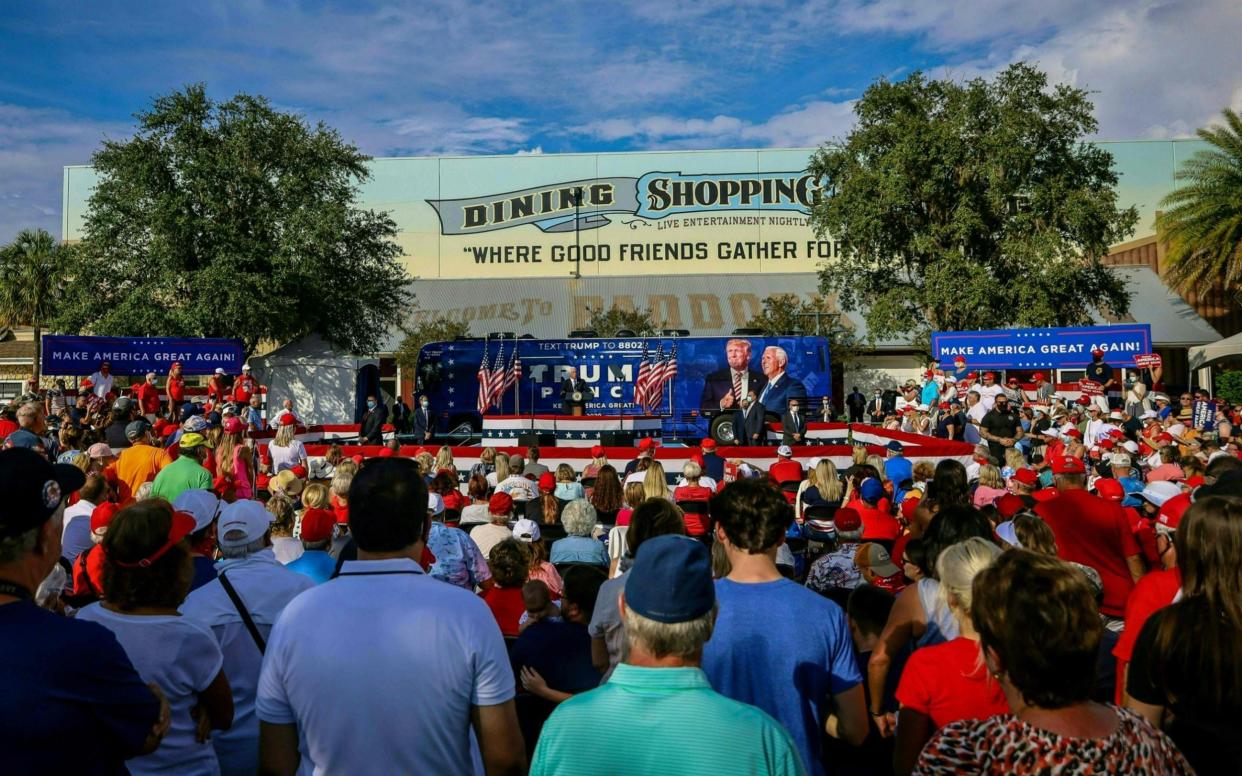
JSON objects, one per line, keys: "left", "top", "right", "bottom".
{"left": 218, "top": 571, "right": 266, "bottom": 654}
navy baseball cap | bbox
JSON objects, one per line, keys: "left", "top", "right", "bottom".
{"left": 625, "top": 535, "right": 714, "bottom": 624}
{"left": 861, "top": 478, "right": 885, "bottom": 502}
{"left": 886, "top": 441, "right": 903, "bottom": 453}
{"left": 0, "top": 448, "right": 86, "bottom": 539}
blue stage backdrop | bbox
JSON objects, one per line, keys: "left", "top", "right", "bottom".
{"left": 42, "top": 335, "right": 245, "bottom": 376}
{"left": 930, "top": 325, "right": 1153, "bottom": 370}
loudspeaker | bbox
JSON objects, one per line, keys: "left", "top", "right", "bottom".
{"left": 601, "top": 431, "right": 636, "bottom": 447}
{"left": 518, "top": 432, "right": 555, "bottom": 447}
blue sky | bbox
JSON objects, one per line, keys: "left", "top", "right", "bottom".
{"left": 2, "top": 0, "right": 1241, "bottom": 243}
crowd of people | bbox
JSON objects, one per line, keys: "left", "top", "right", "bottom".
{"left": 2, "top": 355, "right": 1241, "bottom": 775}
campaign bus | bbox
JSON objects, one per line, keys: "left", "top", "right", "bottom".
{"left": 416, "top": 335, "right": 831, "bottom": 443}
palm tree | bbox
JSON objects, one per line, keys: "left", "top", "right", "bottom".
{"left": 1156, "top": 108, "right": 1242, "bottom": 297}
{"left": 0, "top": 228, "right": 68, "bottom": 382}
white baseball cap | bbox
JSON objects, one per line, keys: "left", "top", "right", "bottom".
{"left": 214, "top": 367, "right": 225, "bottom": 375}
{"left": 217, "top": 500, "right": 273, "bottom": 548}
{"left": 776, "top": 445, "right": 793, "bottom": 457}
{"left": 513, "top": 518, "right": 541, "bottom": 542}
{"left": 1121, "top": 440, "right": 1139, "bottom": 454}
{"left": 1135, "top": 481, "right": 1182, "bottom": 507}
{"left": 242, "top": 364, "right": 251, "bottom": 371}
{"left": 173, "top": 489, "right": 222, "bottom": 533}
{"left": 427, "top": 492, "right": 445, "bottom": 516}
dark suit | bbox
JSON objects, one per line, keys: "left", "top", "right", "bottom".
{"left": 701, "top": 451, "right": 725, "bottom": 482}
{"left": 755, "top": 373, "right": 806, "bottom": 413}
{"left": 845, "top": 390, "right": 866, "bottom": 423}
{"left": 360, "top": 403, "right": 388, "bottom": 445}
{"left": 700, "top": 368, "right": 766, "bottom": 410}
{"left": 412, "top": 404, "right": 432, "bottom": 441}
{"left": 781, "top": 409, "right": 808, "bottom": 446}
{"left": 560, "top": 378, "right": 592, "bottom": 414}
{"left": 868, "top": 392, "right": 897, "bottom": 423}
{"left": 734, "top": 401, "right": 767, "bottom": 445}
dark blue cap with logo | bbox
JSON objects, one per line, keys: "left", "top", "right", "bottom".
{"left": 625, "top": 535, "right": 715, "bottom": 623}
{"left": 0, "top": 448, "right": 86, "bottom": 539}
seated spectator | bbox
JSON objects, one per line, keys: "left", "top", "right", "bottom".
{"left": 588, "top": 464, "right": 624, "bottom": 524}
{"left": 673, "top": 461, "right": 713, "bottom": 537}
{"left": 471, "top": 493, "right": 515, "bottom": 559}
{"left": 971, "top": 464, "right": 1008, "bottom": 508}
{"left": 805, "top": 507, "right": 866, "bottom": 595}
{"left": 77, "top": 500, "right": 234, "bottom": 774}
{"left": 531, "top": 535, "right": 803, "bottom": 776}
{"left": 616, "top": 481, "right": 646, "bottom": 527}
{"left": 483, "top": 539, "right": 531, "bottom": 637}
{"left": 642, "top": 460, "right": 672, "bottom": 501}
{"left": 799, "top": 459, "right": 844, "bottom": 517}
{"left": 769, "top": 445, "right": 803, "bottom": 485}
{"left": 1126, "top": 495, "right": 1242, "bottom": 775}
{"left": 855, "top": 543, "right": 907, "bottom": 595}
{"left": 521, "top": 580, "right": 560, "bottom": 631}
{"left": 431, "top": 471, "right": 468, "bottom": 514}
{"left": 427, "top": 493, "right": 492, "bottom": 591}
{"left": 514, "top": 518, "right": 563, "bottom": 598}
{"left": 459, "top": 473, "right": 492, "bottom": 526}
{"left": 914, "top": 550, "right": 1190, "bottom": 775}
{"left": 0, "top": 448, "right": 168, "bottom": 775}
{"left": 550, "top": 500, "right": 607, "bottom": 567}
{"left": 496, "top": 456, "right": 538, "bottom": 502}
{"left": 589, "top": 499, "right": 687, "bottom": 681}
{"left": 893, "top": 538, "right": 1006, "bottom": 775}
{"left": 264, "top": 494, "right": 303, "bottom": 565}
{"left": 512, "top": 565, "right": 606, "bottom": 756}
{"left": 553, "top": 463, "right": 584, "bottom": 501}
{"left": 852, "top": 479, "right": 901, "bottom": 542}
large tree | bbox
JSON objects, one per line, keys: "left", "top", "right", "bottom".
{"left": 0, "top": 228, "right": 68, "bottom": 381}
{"left": 809, "top": 63, "right": 1136, "bottom": 349}
{"left": 57, "top": 85, "right": 411, "bottom": 355}
{"left": 743, "top": 293, "right": 861, "bottom": 370}
{"left": 1156, "top": 107, "right": 1242, "bottom": 297}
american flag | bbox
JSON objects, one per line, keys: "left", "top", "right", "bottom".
{"left": 646, "top": 344, "right": 678, "bottom": 413}
{"left": 487, "top": 342, "right": 507, "bottom": 409}
{"left": 633, "top": 344, "right": 652, "bottom": 408}
{"left": 476, "top": 340, "right": 492, "bottom": 414}
{"left": 641, "top": 344, "right": 666, "bottom": 413}
{"left": 503, "top": 348, "right": 520, "bottom": 393}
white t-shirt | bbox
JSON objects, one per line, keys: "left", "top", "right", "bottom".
{"left": 88, "top": 371, "right": 114, "bottom": 399}
{"left": 459, "top": 503, "right": 490, "bottom": 526}
{"left": 975, "top": 383, "right": 1004, "bottom": 411}
{"left": 269, "top": 440, "right": 307, "bottom": 473}
{"left": 256, "top": 558, "right": 514, "bottom": 775}
{"left": 470, "top": 523, "right": 513, "bottom": 559}
{"left": 181, "top": 549, "right": 314, "bottom": 776}
{"left": 967, "top": 402, "right": 988, "bottom": 425}
{"left": 495, "top": 475, "right": 538, "bottom": 502}
{"left": 61, "top": 498, "right": 96, "bottom": 563}
{"left": 75, "top": 605, "right": 224, "bottom": 776}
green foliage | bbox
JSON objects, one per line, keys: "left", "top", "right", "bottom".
{"left": 0, "top": 229, "right": 70, "bottom": 379}
{"left": 1217, "top": 370, "right": 1242, "bottom": 406}
{"left": 744, "top": 293, "right": 862, "bottom": 368}
{"left": 56, "top": 85, "right": 411, "bottom": 355}
{"left": 393, "top": 315, "right": 470, "bottom": 371}
{"left": 1157, "top": 108, "right": 1242, "bottom": 298}
{"left": 809, "top": 63, "right": 1136, "bottom": 349}
{"left": 584, "top": 306, "right": 660, "bottom": 337}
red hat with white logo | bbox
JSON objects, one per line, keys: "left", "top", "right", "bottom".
{"left": 1050, "top": 455, "right": 1086, "bottom": 475}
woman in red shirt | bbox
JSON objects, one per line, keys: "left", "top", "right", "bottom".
{"left": 850, "top": 478, "right": 901, "bottom": 542}
{"left": 166, "top": 361, "right": 186, "bottom": 416}
{"left": 894, "top": 537, "right": 1008, "bottom": 774}
{"left": 672, "top": 461, "right": 713, "bottom": 537}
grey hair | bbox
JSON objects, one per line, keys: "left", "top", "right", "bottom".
{"left": 0, "top": 525, "right": 39, "bottom": 564}
{"left": 837, "top": 528, "right": 863, "bottom": 543}
{"left": 219, "top": 531, "right": 268, "bottom": 559}
{"left": 623, "top": 602, "right": 717, "bottom": 659}
{"left": 561, "top": 499, "right": 598, "bottom": 536}
{"left": 936, "top": 537, "right": 1002, "bottom": 614}
{"left": 682, "top": 461, "right": 702, "bottom": 480}
{"left": 763, "top": 346, "right": 789, "bottom": 368}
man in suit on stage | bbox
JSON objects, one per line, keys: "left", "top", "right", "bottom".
{"left": 845, "top": 386, "right": 866, "bottom": 423}
{"left": 700, "top": 338, "right": 766, "bottom": 411}
{"left": 411, "top": 394, "right": 432, "bottom": 443}
{"left": 734, "top": 390, "right": 767, "bottom": 446}
{"left": 756, "top": 346, "right": 807, "bottom": 413}
{"left": 867, "top": 388, "right": 895, "bottom": 424}
{"left": 781, "top": 398, "right": 808, "bottom": 446}
{"left": 560, "top": 366, "right": 592, "bottom": 415}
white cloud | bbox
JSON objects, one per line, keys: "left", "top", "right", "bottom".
{"left": 387, "top": 112, "right": 533, "bottom": 156}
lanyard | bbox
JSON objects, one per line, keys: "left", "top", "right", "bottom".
{"left": 0, "top": 580, "right": 33, "bottom": 601}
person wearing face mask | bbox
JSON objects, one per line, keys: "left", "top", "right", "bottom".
{"left": 360, "top": 394, "right": 388, "bottom": 446}
{"left": 781, "top": 399, "right": 807, "bottom": 445}
{"left": 412, "top": 395, "right": 432, "bottom": 443}
{"left": 869, "top": 388, "right": 892, "bottom": 425}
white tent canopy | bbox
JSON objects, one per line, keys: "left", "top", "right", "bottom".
{"left": 1189, "top": 331, "right": 1242, "bottom": 370}
{"left": 249, "top": 335, "right": 377, "bottom": 425}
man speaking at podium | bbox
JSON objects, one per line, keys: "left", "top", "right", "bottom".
{"left": 560, "top": 366, "right": 593, "bottom": 416}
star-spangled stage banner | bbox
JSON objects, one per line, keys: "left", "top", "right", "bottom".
{"left": 930, "top": 325, "right": 1153, "bottom": 370}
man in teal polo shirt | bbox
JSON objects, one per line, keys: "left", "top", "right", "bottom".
{"left": 150, "top": 432, "right": 213, "bottom": 502}
{"left": 530, "top": 535, "right": 805, "bottom": 776}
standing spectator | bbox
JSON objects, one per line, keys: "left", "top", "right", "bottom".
{"left": 472, "top": 492, "right": 516, "bottom": 559}
{"left": 532, "top": 535, "right": 804, "bottom": 776}
{"left": 702, "top": 479, "right": 868, "bottom": 774}
{"left": 0, "top": 448, "right": 172, "bottom": 774}
{"left": 181, "top": 500, "right": 313, "bottom": 775}
{"left": 232, "top": 365, "right": 258, "bottom": 406}
{"left": 269, "top": 399, "right": 302, "bottom": 428}
{"left": 893, "top": 538, "right": 1006, "bottom": 775}
{"left": 150, "top": 433, "right": 213, "bottom": 503}
{"left": 133, "top": 372, "right": 162, "bottom": 422}
{"left": 267, "top": 416, "right": 307, "bottom": 474}
{"left": 105, "top": 398, "right": 135, "bottom": 451}
{"left": 87, "top": 360, "right": 115, "bottom": 399}
{"left": 913, "top": 550, "right": 1189, "bottom": 775}
{"left": 427, "top": 492, "right": 493, "bottom": 590}
{"left": 1084, "top": 349, "right": 1116, "bottom": 413}
{"left": 360, "top": 394, "right": 387, "bottom": 446}
{"left": 525, "top": 446, "right": 549, "bottom": 479}
{"left": 245, "top": 394, "right": 266, "bottom": 432}
{"left": 782, "top": 398, "right": 808, "bottom": 445}
{"left": 978, "top": 393, "right": 1023, "bottom": 465}
{"left": 206, "top": 368, "right": 229, "bottom": 407}
{"left": 77, "top": 500, "right": 234, "bottom": 775}
{"left": 550, "top": 500, "right": 607, "bottom": 567}
{"left": 846, "top": 386, "right": 867, "bottom": 424}
{"left": 166, "top": 361, "right": 186, "bottom": 416}
{"left": 283, "top": 506, "right": 338, "bottom": 584}
{"left": 256, "top": 458, "right": 523, "bottom": 775}
{"left": 61, "top": 471, "right": 108, "bottom": 564}
{"left": 114, "top": 420, "right": 172, "bottom": 501}
{"left": 1126, "top": 495, "right": 1242, "bottom": 775}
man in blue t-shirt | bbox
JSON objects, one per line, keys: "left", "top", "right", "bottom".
{"left": 0, "top": 448, "right": 168, "bottom": 773}
{"left": 883, "top": 441, "right": 913, "bottom": 489}
{"left": 702, "top": 479, "right": 868, "bottom": 775}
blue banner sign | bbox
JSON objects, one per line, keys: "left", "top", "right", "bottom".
{"left": 42, "top": 335, "right": 245, "bottom": 376}
{"left": 930, "top": 325, "right": 1153, "bottom": 370}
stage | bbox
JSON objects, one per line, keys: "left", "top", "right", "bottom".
{"left": 480, "top": 414, "right": 662, "bottom": 447}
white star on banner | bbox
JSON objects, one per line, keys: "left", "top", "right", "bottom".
{"left": 448, "top": 387, "right": 455, "bottom": 394}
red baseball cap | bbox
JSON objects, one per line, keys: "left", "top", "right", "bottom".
{"left": 90, "top": 502, "right": 122, "bottom": 535}
{"left": 1063, "top": 429, "right": 1083, "bottom": 440}
{"left": 638, "top": 437, "right": 655, "bottom": 451}
{"left": 377, "top": 447, "right": 395, "bottom": 458}
{"left": 1012, "top": 468, "right": 1038, "bottom": 487}
{"left": 923, "top": 369, "right": 934, "bottom": 378}
{"left": 1007, "top": 377, "right": 1019, "bottom": 385}
{"left": 290, "top": 465, "right": 308, "bottom": 479}
{"left": 954, "top": 356, "right": 966, "bottom": 363}
{"left": 591, "top": 444, "right": 606, "bottom": 457}
{"left": 1157, "top": 493, "right": 1191, "bottom": 530}
{"left": 1098, "top": 439, "right": 1115, "bottom": 450}
{"left": 833, "top": 507, "right": 862, "bottom": 532}
{"left": 1050, "top": 455, "right": 1086, "bottom": 475}
{"left": 1183, "top": 475, "right": 1205, "bottom": 489}
{"left": 1032, "top": 486, "right": 1061, "bottom": 502}
{"left": 299, "top": 508, "right": 336, "bottom": 543}
{"left": 278, "top": 414, "right": 297, "bottom": 427}
{"left": 1092, "top": 349, "right": 1105, "bottom": 357}
{"left": 1076, "top": 396, "right": 1092, "bottom": 406}
{"left": 997, "top": 493, "right": 1026, "bottom": 518}
{"left": 111, "top": 509, "right": 196, "bottom": 569}
{"left": 967, "top": 371, "right": 978, "bottom": 379}
{"left": 538, "top": 472, "right": 556, "bottom": 492}
{"left": 700, "top": 438, "right": 717, "bottom": 451}
{"left": 1032, "top": 372, "right": 1045, "bottom": 381}
{"left": 171, "top": 361, "right": 182, "bottom": 369}
{"left": 938, "top": 402, "right": 950, "bottom": 410}
{"left": 1094, "top": 478, "right": 1124, "bottom": 502}
{"left": 489, "top": 492, "right": 514, "bottom": 515}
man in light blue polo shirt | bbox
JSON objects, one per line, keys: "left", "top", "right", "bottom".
{"left": 256, "top": 458, "right": 524, "bottom": 775}
{"left": 532, "top": 535, "right": 804, "bottom": 776}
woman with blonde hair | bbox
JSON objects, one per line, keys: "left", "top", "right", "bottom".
{"left": 799, "top": 458, "right": 844, "bottom": 518}
{"left": 214, "top": 418, "right": 254, "bottom": 500}
{"left": 893, "top": 537, "right": 1006, "bottom": 774}
{"left": 414, "top": 450, "right": 436, "bottom": 480}
{"left": 268, "top": 416, "right": 307, "bottom": 474}
{"left": 642, "top": 460, "right": 672, "bottom": 502}
{"left": 554, "top": 462, "right": 585, "bottom": 501}
{"left": 488, "top": 451, "right": 510, "bottom": 488}
{"left": 851, "top": 444, "right": 869, "bottom": 467}
{"left": 867, "top": 454, "right": 889, "bottom": 485}
{"left": 616, "top": 481, "right": 647, "bottom": 527}
{"left": 973, "top": 464, "right": 1008, "bottom": 508}
{"left": 582, "top": 444, "right": 609, "bottom": 481}
{"left": 434, "top": 445, "right": 455, "bottom": 473}
{"left": 266, "top": 494, "right": 303, "bottom": 564}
